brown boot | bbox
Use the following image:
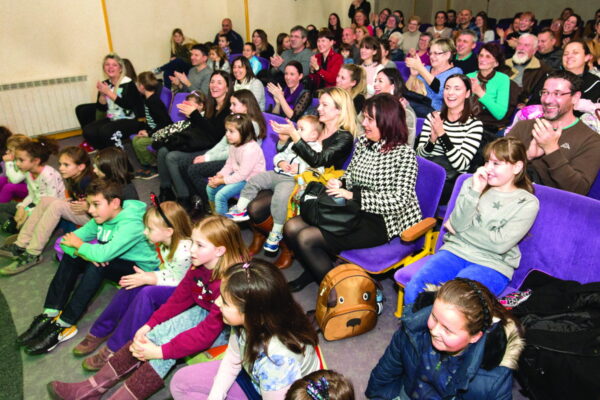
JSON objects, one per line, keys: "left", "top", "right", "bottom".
{"left": 47, "top": 357, "right": 122, "bottom": 400}
{"left": 73, "top": 333, "right": 107, "bottom": 356}
{"left": 82, "top": 345, "right": 114, "bottom": 371}
{"left": 274, "top": 241, "right": 294, "bottom": 269}
{"left": 106, "top": 362, "right": 164, "bottom": 400}
{"left": 248, "top": 216, "right": 273, "bottom": 256}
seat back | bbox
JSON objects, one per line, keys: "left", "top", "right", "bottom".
{"left": 310, "top": 97, "right": 319, "bottom": 109}
{"left": 395, "top": 61, "right": 410, "bottom": 82}
{"left": 261, "top": 112, "right": 288, "bottom": 170}
{"left": 169, "top": 92, "right": 190, "bottom": 122}
{"left": 415, "top": 157, "right": 446, "bottom": 222}
{"left": 264, "top": 88, "right": 275, "bottom": 112}
{"left": 256, "top": 56, "right": 270, "bottom": 71}
{"left": 588, "top": 174, "right": 600, "bottom": 201}
{"left": 159, "top": 86, "right": 173, "bottom": 110}
{"left": 474, "top": 41, "right": 483, "bottom": 54}
{"left": 437, "top": 175, "right": 600, "bottom": 288}
{"left": 415, "top": 117, "right": 425, "bottom": 137}
{"left": 229, "top": 53, "right": 242, "bottom": 64}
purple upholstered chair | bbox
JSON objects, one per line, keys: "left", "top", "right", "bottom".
{"left": 170, "top": 92, "right": 190, "bottom": 122}
{"left": 338, "top": 156, "right": 446, "bottom": 276}
{"left": 395, "top": 61, "right": 410, "bottom": 82}
{"left": 159, "top": 86, "right": 173, "bottom": 110}
{"left": 395, "top": 174, "right": 600, "bottom": 316}
{"left": 229, "top": 53, "right": 242, "bottom": 64}
{"left": 262, "top": 112, "right": 288, "bottom": 170}
{"left": 415, "top": 118, "right": 425, "bottom": 138}
{"left": 264, "top": 89, "right": 275, "bottom": 113}
{"left": 256, "top": 56, "right": 270, "bottom": 71}
{"left": 588, "top": 174, "right": 600, "bottom": 201}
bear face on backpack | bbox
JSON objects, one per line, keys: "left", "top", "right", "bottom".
{"left": 315, "top": 264, "right": 382, "bottom": 341}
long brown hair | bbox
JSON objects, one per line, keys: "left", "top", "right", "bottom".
{"left": 144, "top": 201, "right": 192, "bottom": 262}
{"left": 231, "top": 89, "right": 266, "bottom": 140}
{"left": 222, "top": 260, "right": 318, "bottom": 368}
{"left": 93, "top": 147, "right": 134, "bottom": 185}
{"left": 285, "top": 370, "right": 355, "bottom": 400}
{"left": 483, "top": 137, "right": 533, "bottom": 194}
{"left": 194, "top": 215, "right": 248, "bottom": 280}
{"left": 58, "top": 146, "right": 93, "bottom": 194}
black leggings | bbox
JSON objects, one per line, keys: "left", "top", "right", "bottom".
{"left": 283, "top": 216, "right": 336, "bottom": 282}
{"left": 247, "top": 190, "right": 275, "bottom": 224}
{"left": 82, "top": 118, "right": 141, "bottom": 150}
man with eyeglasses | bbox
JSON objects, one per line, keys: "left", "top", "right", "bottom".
{"left": 508, "top": 70, "right": 600, "bottom": 195}
{"left": 505, "top": 34, "right": 552, "bottom": 105}
{"left": 270, "top": 26, "right": 312, "bottom": 76}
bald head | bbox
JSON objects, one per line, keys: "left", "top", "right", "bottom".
{"left": 222, "top": 18, "right": 232, "bottom": 33}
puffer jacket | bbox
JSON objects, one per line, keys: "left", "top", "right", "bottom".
{"left": 366, "top": 297, "right": 524, "bottom": 399}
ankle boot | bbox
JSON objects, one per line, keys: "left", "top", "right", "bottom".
{"left": 274, "top": 241, "right": 294, "bottom": 269}
{"left": 248, "top": 216, "right": 273, "bottom": 256}
{"left": 107, "top": 362, "right": 164, "bottom": 400}
{"left": 47, "top": 358, "right": 122, "bottom": 400}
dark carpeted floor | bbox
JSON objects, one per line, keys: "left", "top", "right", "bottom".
{"left": 0, "top": 286, "right": 23, "bottom": 400}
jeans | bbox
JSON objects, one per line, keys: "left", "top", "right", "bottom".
{"left": 44, "top": 254, "right": 135, "bottom": 325}
{"left": 90, "top": 285, "right": 176, "bottom": 352}
{"left": 157, "top": 147, "right": 204, "bottom": 198}
{"left": 147, "top": 306, "right": 229, "bottom": 377}
{"left": 206, "top": 181, "right": 247, "bottom": 215}
{"left": 82, "top": 118, "right": 141, "bottom": 150}
{"left": 403, "top": 250, "right": 510, "bottom": 305}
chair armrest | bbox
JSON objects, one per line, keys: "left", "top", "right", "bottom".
{"left": 400, "top": 217, "right": 437, "bottom": 242}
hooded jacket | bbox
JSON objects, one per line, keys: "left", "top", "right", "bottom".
{"left": 505, "top": 56, "right": 552, "bottom": 104}
{"left": 366, "top": 295, "right": 524, "bottom": 399}
{"left": 61, "top": 200, "right": 159, "bottom": 271}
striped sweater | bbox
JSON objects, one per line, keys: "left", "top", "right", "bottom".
{"left": 416, "top": 114, "right": 483, "bottom": 173}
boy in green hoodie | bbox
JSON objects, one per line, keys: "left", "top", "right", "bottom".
{"left": 17, "top": 179, "right": 160, "bottom": 355}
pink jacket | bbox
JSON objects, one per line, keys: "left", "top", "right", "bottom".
{"left": 219, "top": 140, "right": 266, "bottom": 184}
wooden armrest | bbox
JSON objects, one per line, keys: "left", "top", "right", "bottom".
{"left": 400, "top": 217, "right": 437, "bottom": 242}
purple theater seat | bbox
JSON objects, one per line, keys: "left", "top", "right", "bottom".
{"left": 474, "top": 41, "right": 483, "bottom": 54}
{"left": 256, "top": 56, "right": 270, "bottom": 71}
{"left": 588, "top": 174, "right": 600, "bottom": 201}
{"left": 262, "top": 112, "right": 288, "bottom": 170}
{"left": 229, "top": 53, "right": 242, "bottom": 64}
{"left": 159, "top": 86, "right": 173, "bottom": 109}
{"left": 170, "top": 92, "right": 190, "bottom": 122}
{"left": 415, "top": 118, "right": 425, "bottom": 137}
{"left": 338, "top": 157, "right": 446, "bottom": 274}
{"left": 395, "top": 61, "right": 410, "bottom": 82}
{"left": 395, "top": 174, "right": 600, "bottom": 316}
{"left": 310, "top": 97, "right": 319, "bottom": 109}
{"left": 264, "top": 89, "right": 275, "bottom": 112}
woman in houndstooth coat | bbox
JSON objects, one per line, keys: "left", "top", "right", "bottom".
{"left": 285, "top": 93, "right": 422, "bottom": 292}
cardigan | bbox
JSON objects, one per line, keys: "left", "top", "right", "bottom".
{"left": 467, "top": 71, "right": 511, "bottom": 121}
{"left": 343, "top": 135, "right": 422, "bottom": 240}
{"left": 219, "top": 140, "right": 266, "bottom": 185}
{"left": 234, "top": 78, "right": 265, "bottom": 111}
{"left": 18, "top": 165, "right": 65, "bottom": 210}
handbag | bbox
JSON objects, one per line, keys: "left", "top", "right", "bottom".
{"left": 299, "top": 181, "right": 361, "bottom": 236}
{"left": 286, "top": 167, "right": 345, "bottom": 220}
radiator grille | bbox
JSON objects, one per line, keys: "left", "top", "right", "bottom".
{"left": 0, "top": 75, "right": 88, "bottom": 136}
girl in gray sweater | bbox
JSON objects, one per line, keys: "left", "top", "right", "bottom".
{"left": 404, "top": 137, "right": 539, "bottom": 304}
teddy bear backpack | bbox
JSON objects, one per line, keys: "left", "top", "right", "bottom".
{"left": 314, "top": 264, "right": 383, "bottom": 341}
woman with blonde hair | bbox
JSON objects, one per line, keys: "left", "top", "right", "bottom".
{"left": 154, "top": 28, "right": 197, "bottom": 89}
{"left": 336, "top": 64, "right": 367, "bottom": 112}
{"left": 246, "top": 87, "right": 356, "bottom": 269}
{"left": 78, "top": 53, "right": 143, "bottom": 151}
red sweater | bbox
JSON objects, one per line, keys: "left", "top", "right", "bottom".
{"left": 309, "top": 48, "right": 343, "bottom": 88}
{"left": 146, "top": 265, "right": 224, "bottom": 360}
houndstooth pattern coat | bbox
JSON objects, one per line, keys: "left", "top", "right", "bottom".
{"left": 343, "top": 135, "right": 422, "bottom": 240}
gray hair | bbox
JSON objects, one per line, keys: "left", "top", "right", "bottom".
{"left": 458, "top": 29, "right": 478, "bottom": 42}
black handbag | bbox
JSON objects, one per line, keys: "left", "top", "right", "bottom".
{"left": 299, "top": 181, "right": 361, "bottom": 236}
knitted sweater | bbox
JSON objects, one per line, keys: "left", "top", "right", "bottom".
{"left": 17, "top": 165, "right": 65, "bottom": 210}
{"left": 343, "top": 135, "right": 422, "bottom": 240}
{"left": 441, "top": 177, "right": 539, "bottom": 279}
{"left": 467, "top": 71, "right": 511, "bottom": 120}
{"left": 234, "top": 78, "right": 265, "bottom": 110}
{"left": 508, "top": 119, "right": 600, "bottom": 195}
{"left": 146, "top": 265, "right": 223, "bottom": 360}
{"left": 416, "top": 114, "right": 483, "bottom": 173}
{"left": 177, "top": 65, "right": 213, "bottom": 95}
{"left": 219, "top": 140, "right": 266, "bottom": 184}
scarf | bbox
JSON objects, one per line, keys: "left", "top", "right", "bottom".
{"left": 284, "top": 82, "right": 305, "bottom": 108}
{"left": 471, "top": 70, "right": 496, "bottom": 116}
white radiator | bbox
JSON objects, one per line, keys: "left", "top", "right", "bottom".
{"left": 0, "top": 75, "right": 89, "bottom": 136}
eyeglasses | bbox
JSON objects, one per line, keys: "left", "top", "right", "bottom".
{"left": 539, "top": 90, "right": 572, "bottom": 98}
{"left": 428, "top": 50, "right": 449, "bottom": 56}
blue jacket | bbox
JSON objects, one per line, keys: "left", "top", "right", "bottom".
{"left": 366, "top": 305, "right": 522, "bottom": 399}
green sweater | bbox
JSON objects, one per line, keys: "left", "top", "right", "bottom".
{"left": 61, "top": 200, "right": 160, "bottom": 271}
{"left": 467, "top": 71, "right": 510, "bottom": 120}
{"left": 441, "top": 177, "right": 539, "bottom": 279}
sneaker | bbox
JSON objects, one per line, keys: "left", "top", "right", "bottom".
{"left": 25, "top": 322, "right": 78, "bottom": 355}
{"left": 263, "top": 232, "right": 283, "bottom": 253}
{"left": 0, "top": 253, "right": 43, "bottom": 276}
{"left": 72, "top": 333, "right": 107, "bottom": 357}
{"left": 0, "top": 240, "right": 24, "bottom": 258}
{"left": 82, "top": 345, "right": 114, "bottom": 371}
{"left": 135, "top": 167, "right": 158, "bottom": 180}
{"left": 225, "top": 206, "right": 249, "bottom": 222}
{"left": 17, "top": 313, "right": 54, "bottom": 346}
